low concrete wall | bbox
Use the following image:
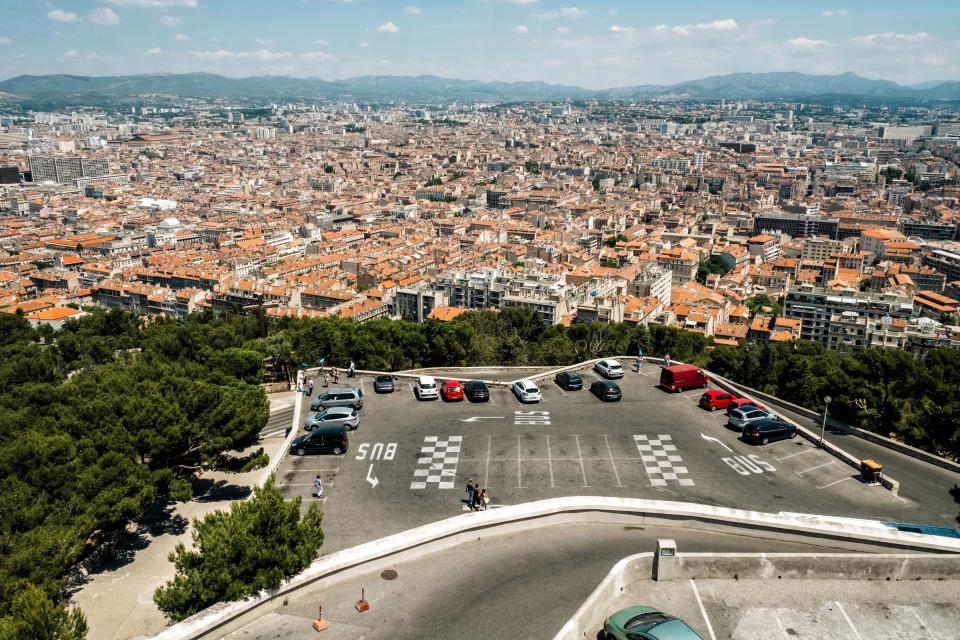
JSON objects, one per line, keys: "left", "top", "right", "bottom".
{"left": 555, "top": 551, "right": 960, "bottom": 640}
{"left": 148, "top": 497, "right": 960, "bottom": 640}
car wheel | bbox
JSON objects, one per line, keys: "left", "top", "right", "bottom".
{"left": 761, "top": 437, "right": 769, "bottom": 445}
{"left": 296, "top": 446, "right": 306, "bottom": 455}
{"left": 350, "top": 404, "right": 358, "bottom": 410}
{"left": 332, "top": 447, "right": 343, "bottom": 455}
{"left": 790, "top": 430, "right": 797, "bottom": 439}
{"left": 710, "top": 405, "right": 717, "bottom": 411}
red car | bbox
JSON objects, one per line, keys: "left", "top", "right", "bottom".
{"left": 699, "top": 389, "right": 737, "bottom": 411}
{"left": 726, "top": 397, "right": 765, "bottom": 415}
{"left": 440, "top": 380, "right": 464, "bottom": 401}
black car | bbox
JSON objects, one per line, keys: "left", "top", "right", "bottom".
{"left": 741, "top": 418, "right": 797, "bottom": 445}
{"left": 590, "top": 380, "right": 622, "bottom": 401}
{"left": 463, "top": 380, "right": 489, "bottom": 402}
{"left": 374, "top": 375, "right": 395, "bottom": 393}
{"left": 290, "top": 425, "right": 349, "bottom": 455}
{"left": 555, "top": 370, "right": 583, "bottom": 390}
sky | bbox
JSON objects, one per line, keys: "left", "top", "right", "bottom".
{"left": 1, "top": 0, "right": 958, "bottom": 88}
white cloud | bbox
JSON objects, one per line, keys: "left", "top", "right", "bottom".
{"left": 314, "top": 39, "right": 328, "bottom": 46}
{"left": 359, "top": 41, "right": 370, "bottom": 47}
{"left": 922, "top": 54, "right": 946, "bottom": 66}
{"left": 534, "top": 7, "right": 588, "bottom": 19}
{"left": 556, "top": 26, "right": 570, "bottom": 35}
{"left": 300, "top": 51, "right": 335, "bottom": 62}
{"left": 403, "top": 6, "right": 421, "bottom": 14}
{"left": 160, "top": 15, "right": 181, "bottom": 26}
{"left": 254, "top": 37, "right": 273, "bottom": 45}
{"left": 851, "top": 31, "right": 929, "bottom": 47}
{"left": 822, "top": 9, "right": 848, "bottom": 17}
{"left": 503, "top": 0, "right": 538, "bottom": 4}
{"left": 513, "top": 24, "right": 528, "bottom": 34}
{"left": 788, "top": 37, "right": 828, "bottom": 49}
{"left": 376, "top": 21, "right": 399, "bottom": 33}
{"left": 48, "top": 9, "right": 80, "bottom": 22}
{"left": 174, "top": 33, "right": 189, "bottom": 40}
{"left": 608, "top": 25, "right": 635, "bottom": 34}
{"left": 89, "top": 8, "right": 120, "bottom": 25}
{"left": 665, "top": 18, "right": 738, "bottom": 36}
{"left": 0, "top": 37, "right": 10, "bottom": 45}
{"left": 64, "top": 49, "right": 78, "bottom": 58}
{"left": 143, "top": 47, "right": 163, "bottom": 55}
{"left": 194, "top": 48, "right": 293, "bottom": 62}
{"left": 100, "top": 0, "right": 198, "bottom": 8}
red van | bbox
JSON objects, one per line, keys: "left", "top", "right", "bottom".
{"left": 659, "top": 364, "right": 709, "bottom": 392}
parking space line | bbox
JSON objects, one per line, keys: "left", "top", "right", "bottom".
{"left": 911, "top": 609, "right": 937, "bottom": 640}
{"left": 836, "top": 601, "right": 863, "bottom": 640}
{"left": 817, "top": 476, "right": 853, "bottom": 490}
{"left": 484, "top": 435, "right": 491, "bottom": 488}
{"left": 603, "top": 435, "right": 624, "bottom": 488}
{"left": 796, "top": 460, "right": 836, "bottom": 475}
{"left": 775, "top": 447, "right": 815, "bottom": 462}
{"left": 689, "top": 579, "right": 717, "bottom": 640}
{"left": 516, "top": 435, "right": 523, "bottom": 488}
{"left": 546, "top": 435, "right": 556, "bottom": 488}
{"left": 574, "top": 435, "right": 590, "bottom": 487}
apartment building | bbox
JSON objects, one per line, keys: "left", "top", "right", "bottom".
{"left": 783, "top": 285, "right": 914, "bottom": 347}
{"left": 28, "top": 155, "right": 109, "bottom": 184}
{"left": 921, "top": 249, "right": 960, "bottom": 283}
{"left": 754, "top": 212, "right": 839, "bottom": 239}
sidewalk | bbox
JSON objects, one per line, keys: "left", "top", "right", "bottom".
{"left": 71, "top": 391, "right": 298, "bottom": 640}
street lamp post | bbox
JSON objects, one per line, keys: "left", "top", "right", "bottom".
{"left": 819, "top": 395, "right": 832, "bottom": 447}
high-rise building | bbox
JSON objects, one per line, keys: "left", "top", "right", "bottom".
{"left": 28, "top": 155, "right": 109, "bottom": 184}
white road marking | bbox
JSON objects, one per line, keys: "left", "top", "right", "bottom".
{"left": 836, "top": 601, "right": 863, "bottom": 640}
{"left": 516, "top": 435, "right": 523, "bottom": 488}
{"left": 574, "top": 435, "right": 590, "bottom": 487}
{"left": 817, "top": 476, "right": 853, "bottom": 490}
{"left": 796, "top": 460, "right": 836, "bottom": 475}
{"left": 603, "top": 434, "right": 624, "bottom": 488}
{"left": 546, "top": 435, "right": 556, "bottom": 488}
{"left": 912, "top": 609, "right": 938, "bottom": 640}
{"left": 775, "top": 447, "right": 815, "bottom": 461}
{"left": 557, "top": 387, "right": 567, "bottom": 396}
{"left": 690, "top": 579, "right": 717, "bottom": 640}
{"left": 484, "top": 435, "right": 492, "bottom": 489}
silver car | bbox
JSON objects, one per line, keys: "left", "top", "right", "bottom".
{"left": 594, "top": 359, "right": 624, "bottom": 379}
{"left": 727, "top": 407, "right": 775, "bottom": 430}
{"left": 305, "top": 407, "right": 359, "bottom": 431}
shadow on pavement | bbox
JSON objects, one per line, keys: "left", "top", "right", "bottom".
{"left": 192, "top": 478, "right": 252, "bottom": 503}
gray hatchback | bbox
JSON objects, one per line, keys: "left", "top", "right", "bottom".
{"left": 311, "top": 388, "right": 363, "bottom": 411}
{"left": 727, "top": 407, "right": 775, "bottom": 430}
{"left": 305, "top": 407, "right": 359, "bottom": 431}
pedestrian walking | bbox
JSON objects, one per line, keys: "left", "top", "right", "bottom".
{"left": 348, "top": 360, "right": 356, "bottom": 378}
{"left": 473, "top": 486, "right": 482, "bottom": 511}
{"left": 466, "top": 477, "right": 475, "bottom": 507}
{"left": 481, "top": 489, "right": 489, "bottom": 511}
{"left": 323, "top": 372, "right": 330, "bottom": 387}
{"left": 636, "top": 355, "right": 643, "bottom": 372}
{"left": 332, "top": 367, "right": 340, "bottom": 384}
{"left": 663, "top": 353, "right": 670, "bottom": 368}
{"left": 308, "top": 379, "right": 314, "bottom": 394}
{"left": 314, "top": 475, "right": 324, "bottom": 498}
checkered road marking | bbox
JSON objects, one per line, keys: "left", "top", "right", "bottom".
{"left": 634, "top": 434, "right": 694, "bottom": 487}
{"left": 410, "top": 435, "right": 462, "bottom": 490}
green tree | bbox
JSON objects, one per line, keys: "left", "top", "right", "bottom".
{"left": 600, "top": 259, "right": 619, "bottom": 268}
{"left": 0, "top": 583, "right": 87, "bottom": 640}
{"left": 154, "top": 477, "right": 323, "bottom": 622}
{"left": 423, "top": 177, "right": 443, "bottom": 187}
{"left": 603, "top": 234, "right": 628, "bottom": 248}
{"left": 524, "top": 160, "right": 540, "bottom": 174}
{"left": 696, "top": 256, "right": 730, "bottom": 283}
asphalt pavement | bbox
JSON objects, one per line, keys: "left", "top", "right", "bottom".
{"left": 275, "top": 367, "right": 960, "bottom": 555}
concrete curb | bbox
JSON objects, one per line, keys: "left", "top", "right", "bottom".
{"left": 554, "top": 551, "right": 960, "bottom": 640}
{"left": 146, "top": 497, "right": 960, "bottom": 640}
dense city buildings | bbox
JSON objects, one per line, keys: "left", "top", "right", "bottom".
{"left": 2, "top": 95, "right": 960, "bottom": 355}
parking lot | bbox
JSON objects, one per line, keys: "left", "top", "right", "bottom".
{"left": 267, "top": 366, "right": 935, "bottom": 553}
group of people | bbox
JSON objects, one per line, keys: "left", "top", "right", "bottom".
{"left": 465, "top": 478, "right": 489, "bottom": 511}
{"left": 299, "top": 359, "right": 358, "bottom": 393}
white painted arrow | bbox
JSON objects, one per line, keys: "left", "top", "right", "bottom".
{"left": 700, "top": 432, "right": 733, "bottom": 452}
{"left": 366, "top": 464, "right": 379, "bottom": 488}
{"left": 460, "top": 416, "right": 505, "bottom": 423}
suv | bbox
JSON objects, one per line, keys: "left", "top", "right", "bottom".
{"left": 555, "top": 371, "right": 583, "bottom": 390}
{"left": 290, "top": 425, "right": 348, "bottom": 456}
{"left": 414, "top": 375, "right": 439, "bottom": 400}
{"left": 594, "top": 359, "right": 624, "bottom": 379}
{"left": 512, "top": 379, "right": 542, "bottom": 403}
{"left": 727, "top": 407, "right": 774, "bottom": 430}
{"left": 305, "top": 406, "right": 359, "bottom": 431}
{"left": 742, "top": 418, "right": 797, "bottom": 445}
{"left": 590, "top": 380, "right": 622, "bottom": 401}
{"left": 311, "top": 388, "right": 363, "bottom": 411}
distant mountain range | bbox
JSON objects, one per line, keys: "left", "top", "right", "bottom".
{"left": 1, "top": 71, "right": 959, "bottom": 104}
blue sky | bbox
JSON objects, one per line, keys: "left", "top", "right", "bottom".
{"left": 1, "top": 0, "right": 957, "bottom": 87}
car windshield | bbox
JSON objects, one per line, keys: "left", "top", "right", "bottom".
{"left": 569, "top": 373, "right": 580, "bottom": 380}
{"left": 421, "top": 382, "right": 435, "bottom": 389}
{"left": 376, "top": 376, "right": 391, "bottom": 382}
{"left": 625, "top": 612, "right": 675, "bottom": 631}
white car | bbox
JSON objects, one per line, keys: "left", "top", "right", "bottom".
{"left": 512, "top": 379, "right": 542, "bottom": 403}
{"left": 414, "top": 375, "right": 439, "bottom": 400}
{"left": 594, "top": 358, "right": 624, "bottom": 379}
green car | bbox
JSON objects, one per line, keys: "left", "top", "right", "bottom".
{"left": 603, "top": 606, "right": 704, "bottom": 640}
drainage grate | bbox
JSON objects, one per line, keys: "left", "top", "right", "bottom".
{"left": 380, "top": 569, "right": 398, "bottom": 580}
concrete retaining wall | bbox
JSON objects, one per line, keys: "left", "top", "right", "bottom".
{"left": 555, "top": 551, "right": 960, "bottom": 640}
{"left": 148, "top": 497, "right": 960, "bottom": 640}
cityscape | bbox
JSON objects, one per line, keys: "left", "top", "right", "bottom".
{"left": 2, "top": 1, "right": 960, "bottom": 639}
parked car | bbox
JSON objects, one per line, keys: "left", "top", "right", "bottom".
{"left": 659, "top": 364, "right": 709, "bottom": 392}
{"left": 594, "top": 358, "right": 625, "bottom": 379}
{"left": 698, "top": 389, "right": 737, "bottom": 411}
{"left": 742, "top": 418, "right": 798, "bottom": 445}
{"left": 414, "top": 375, "right": 439, "bottom": 400}
{"left": 440, "top": 380, "right": 464, "bottom": 401}
{"left": 305, "top": 407, "right": 359, "bottom": 431}
{"left": 463, "top": 380, "right": 489, "bottom": 402}
{"left": 725, "top": 397, "right": 765, "bottom": 415}
{"left": 603, "top": 605, "right": 704, "bottom": 640}
{"left": 290, "top": 425, "right": 348, "bottom": 456}
{"left": 590, "top": 380, "right": 622, "bottom": 401}
{"left": 555, "top": 370, "right": 583, "bottom": 390}
{"left": 373, "top": 375, "right": 395, "bottom": 393}
{"left": 727, "top": 407, "right": 774, "bottom": 430}
{"left": 311, "top": 388, "right": 363, "bottom": 411}
{"left": 512, "top": 379, "right": 542, "bottom": 403}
